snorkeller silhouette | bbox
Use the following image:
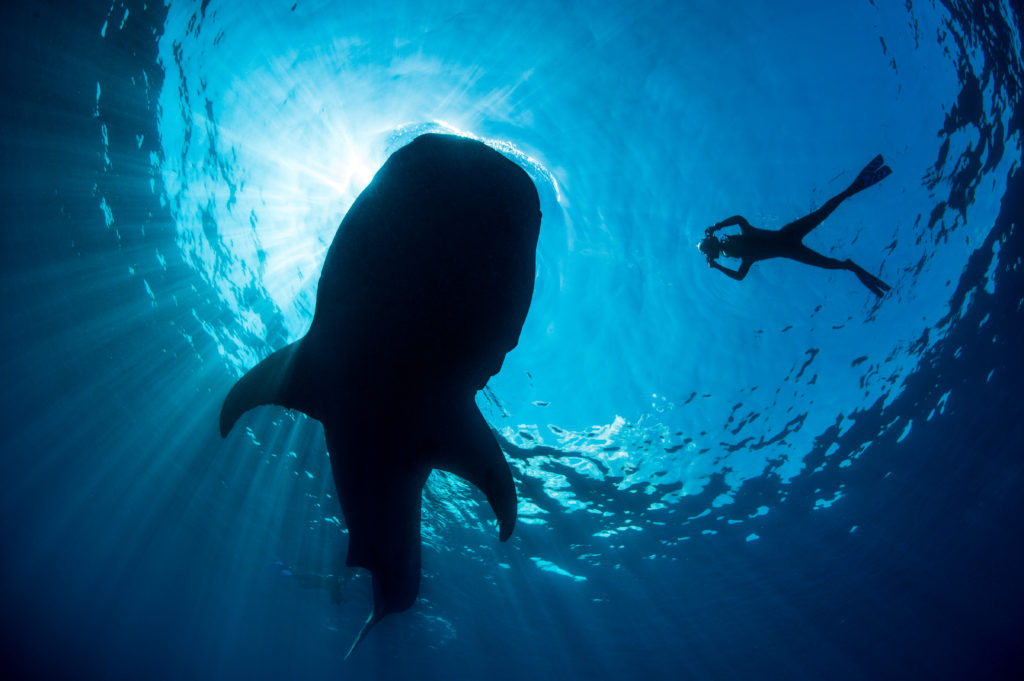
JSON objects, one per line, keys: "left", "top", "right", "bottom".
{"left": 699, "top": 155, "right": 892, "bottom": 297}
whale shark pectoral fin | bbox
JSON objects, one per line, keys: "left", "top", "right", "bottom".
{"left": 220, "top": 340, "right": 311, "bottom": 437}
{"left": 433, "top": 399, "right": 518, "bottom": 541}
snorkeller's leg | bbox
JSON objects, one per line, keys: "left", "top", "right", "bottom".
{"left": 780, "top": 155, "right": 892, "bottom": 241}
{"left": 779, "top": 194, "right": 851, "bottom": 241}
{"left": 788, "top": 245, "right": 891, "bottom": 297}
{"left": 847, "top": 262, "right": 891, "bottom": 297}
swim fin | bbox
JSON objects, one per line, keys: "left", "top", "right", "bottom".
{"left": 855, "top": 269, "right": 891, "bottom": 297}
{"left": 850, "top": 154, "right": 892, "bottom": 192}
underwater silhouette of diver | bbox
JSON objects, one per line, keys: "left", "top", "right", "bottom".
{"left": 698, "top": 155, "right": 893, "bottom": 297}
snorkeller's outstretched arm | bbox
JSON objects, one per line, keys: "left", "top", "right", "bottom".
{"left": 709, "top": 258, "right": 752, "bottom": 281}
{"left": 707, "top": 215, "right": 754, "bottom": 235}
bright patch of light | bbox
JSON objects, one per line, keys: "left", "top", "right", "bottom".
{"left": 156, "top": 3, "right": 560, "bottom": 372}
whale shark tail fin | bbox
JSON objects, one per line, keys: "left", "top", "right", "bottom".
{"left": 220, "top": 340, "right": 315, "bottom": 437}
{"left": 345, "top": 608, "right": 383, "bottom": 660}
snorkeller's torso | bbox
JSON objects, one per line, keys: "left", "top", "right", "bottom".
{"left": 719, "top": 226, "right": 796, "bottom": 262}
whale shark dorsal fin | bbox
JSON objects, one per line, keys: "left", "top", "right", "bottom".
{"left": 345, "top": 608, "right": 382, "bottom": 660}
{"left": 431, "top": 397, "right": 518, "bottom": 541}
{"left": 219, "top": 340, "right": 315, "bottom": 437}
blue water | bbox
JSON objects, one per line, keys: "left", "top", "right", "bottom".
{"left": 2, "top": 1, "right": 1023, "bottom": 679}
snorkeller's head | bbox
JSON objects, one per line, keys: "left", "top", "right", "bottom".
{"left": 698, "top": 235, "right": 722, "bottom": 260}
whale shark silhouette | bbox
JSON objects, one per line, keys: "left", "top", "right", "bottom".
{"left": 219, "top": 133, "right": 541, "bottom": 657}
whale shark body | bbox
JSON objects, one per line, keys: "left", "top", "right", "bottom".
{"left": 219, "top": 133, "right": 541, "bottom": 656}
